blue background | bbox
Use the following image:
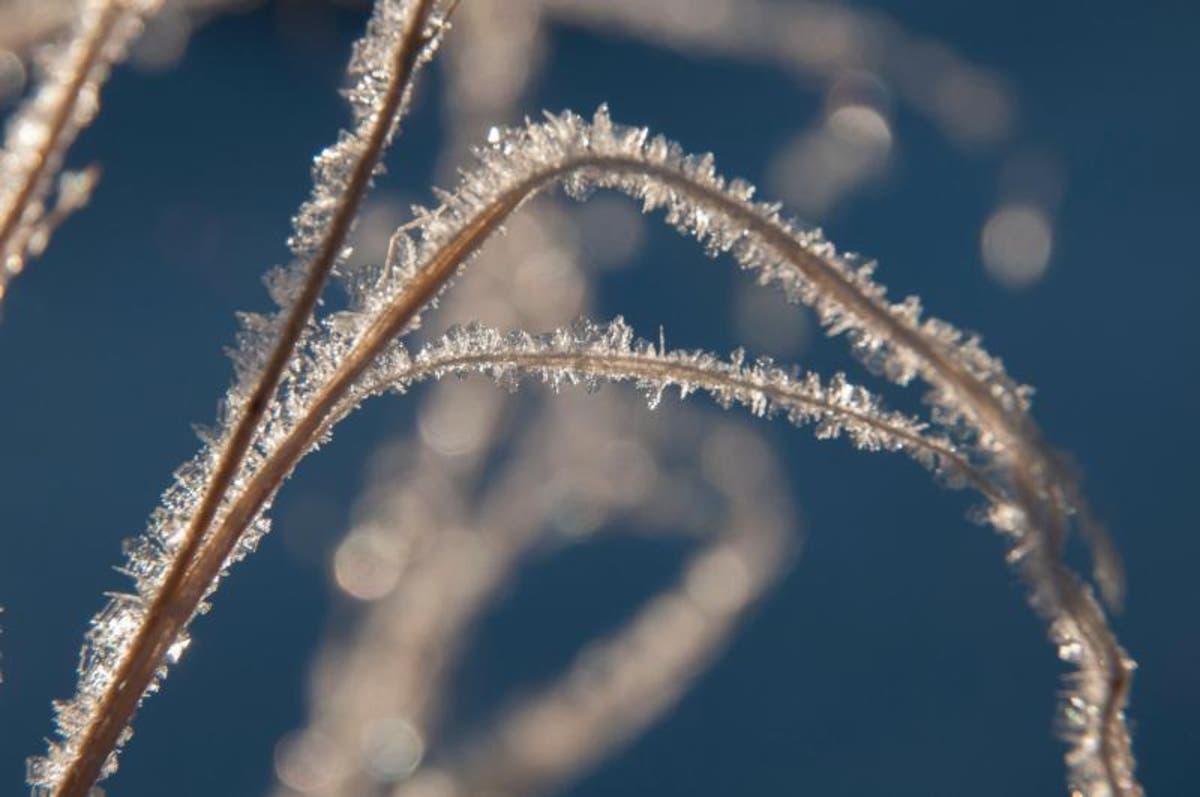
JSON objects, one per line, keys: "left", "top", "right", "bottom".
{"left": 0, "top": 0, "right": 1196, "bottom": 794}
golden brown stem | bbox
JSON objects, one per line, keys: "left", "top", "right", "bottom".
{"left": 0, "top": 1, "right": 122, "bottom": 284}
{"left": 50, "top": 2, "right": 440, "bottom": 794}
{"left": 61, "top": 144, "right": 1136, "bottom": 796}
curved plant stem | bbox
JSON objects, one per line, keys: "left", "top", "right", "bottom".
{"left": 357, "top": 338, "right": 1004, "bottom": 506}
{"left": 63, "top": 144, "right": 1136, "bottom": 795}
{"left": 49, "top": 2, "right": 439, "bottom": 793}
{"left": 304, "top": 153, "right": 1139, "bottom": 794}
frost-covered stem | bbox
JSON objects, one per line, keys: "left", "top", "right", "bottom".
{"left": 0, "top": 0, "right": 153, "bottom": 300}
{"left": 365, "top": 340, "right": 1000, "bottom": 506}
{"left": 409, "top": 151, "right": 1075, "bottom": 513}
{"left": 61, "top": 125, "right": 1133, "bottom": 794}
{"left": 357, "top": 145, "right": 1132, "bottom": 793}
{"left": 1015, "top": 475, "right": 1135, "bottom": 796}
{"left": 388, "top": 149, "right": 1139, "bottom": 794}
{"left": 623, "top": 150, "right": 1134, "bottom": 794}
{"left": 0, "top": 0, "right": 116, "bottom": 246}
{"left": 47, "top": 3, "right": 439, "bottom": 794}
{"left": 0, "top": 1, "right": 117, "bottom": 246}
{"left": 146, "top": 142, "right": 1129, "bottom": 793}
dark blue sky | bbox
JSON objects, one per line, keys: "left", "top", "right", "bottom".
{"left": 0, "top": 1, "right": 1195, "bottom": 795}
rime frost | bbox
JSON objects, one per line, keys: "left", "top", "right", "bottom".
{"left": 342, "top": 317, "right": 977, "bottom": 494}
{"left": 336, "top": 106, "right": 1034, "bottom": 448}
{"left": 29, "top": 78, "right": 1136, "bottom": 797}
{"left": 26, "top": 1, "right": 448, "bottom": 792}
{"left": 0, "top": 0, "right": 162, "bottom": 303}
{"left": 320, "top": 106, "right": 1132, "bottom": 797}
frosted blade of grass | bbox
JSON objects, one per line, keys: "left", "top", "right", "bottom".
{"left": 0, "top": 0, "right": 161, "bottom": 303}
{"left": 41, "top": 103, "right": 1134, "bottom": 797}
{"left": 208, "top": 108, "right": 1139, "bottom": 790}
{"left": 351, "top": 318, "right": 990, "bottom": 500}
{"left": 325, "top": 108, "right": 1133, "bottom": 795}
{"left": 28, "top": 2, "right": 452, "bottom": 795}
{"left": 356, "top": 106, "right": 1119, "bottom": 603}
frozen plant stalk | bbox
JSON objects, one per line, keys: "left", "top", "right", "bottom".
{"left": 0, "top": 0, "right": 162, "bottom": 302}
{"left": 26, "top": 4, "right": 1138, "bottom": 796}
{"left": 27, "top": 1, "right": 451, "bottom": 794}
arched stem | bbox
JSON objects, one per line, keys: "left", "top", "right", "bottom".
{"left": 56, "top": 135, "right": 1137, "bottom": 796}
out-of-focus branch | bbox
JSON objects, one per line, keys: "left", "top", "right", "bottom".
{"left": 0, "top": 0, "right": 161, "bottom": 303}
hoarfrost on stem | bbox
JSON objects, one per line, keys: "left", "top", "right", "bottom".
{"left": 26, "top": 50, "right": 1137, "bottom": 797}
{"left": 0, "top": 0, "right": 162, "bottom": 303}
{"left": 26, "top": 1, "right": 451, "bottom": 793}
